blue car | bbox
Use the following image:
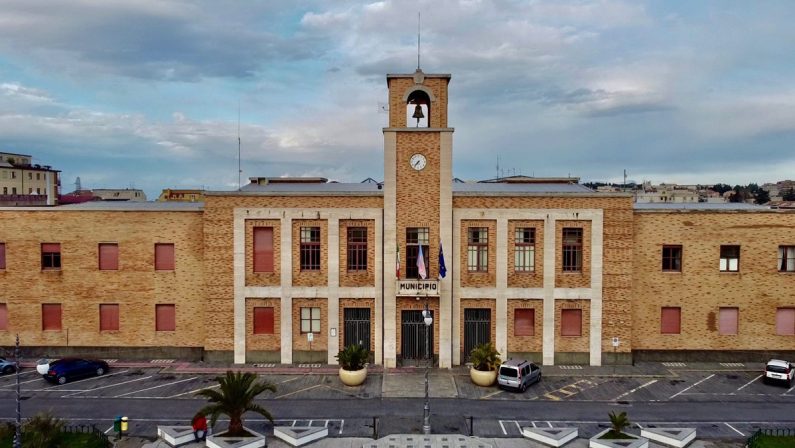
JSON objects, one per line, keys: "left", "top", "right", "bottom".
{"left": 42, "top": 358, "right": 109, "bottom": 385}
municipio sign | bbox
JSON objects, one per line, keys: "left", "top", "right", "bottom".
{"left": 397, "top": 280, "right": 440, "bottom": 297}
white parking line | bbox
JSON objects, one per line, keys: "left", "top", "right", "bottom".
{"left": 113, "top": 377, "right": 197, "bottom": 398}
{"left": 669, "top": 374, "right": 715, "bottom": 399}
{"left": 736, "top": 374, "right": 762, "bottom": 392}
{"left": 513, "top": 421, "right": 521, "bottom": 432}
{"left": 45, "top": 370, "right": 130, "bottom": 389}
{"left": 61, "top": 375, "right": 153, "bottom": 397}
{"left": 0, "top": 377, "right": 44, "bottom": 388}
{"left": 104, "top": 425, "right": 114, "bottom": 434}
{"left": 167, "top": 383, "right": 219, "bottom": 398}
{"left": 613, "top": 379, "right": 658, "bottom": 401}
{"left": 498, "top": 420, "right": 507, "bottom": 435}
{"left": 725, "top": 422, "right": 744, "bottom": 436}
{"left": 784, "top": 384, "right": 795, "bottom": 396}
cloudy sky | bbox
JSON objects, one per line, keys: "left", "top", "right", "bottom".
{"left": 1, "top": 0, "right": 794, "bottom": 198}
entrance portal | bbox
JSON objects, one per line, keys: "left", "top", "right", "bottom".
{"left": 463, "top": 308, "right": 491, "bottom": 362}
{"left": 401, "top": 310, "right": 434, "bottom": 366}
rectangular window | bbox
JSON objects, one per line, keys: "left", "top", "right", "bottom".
{"left": 41, "top": 243, "right": 61, "bottom": 270}
{"left": 514, "top": 228, "right": 535, "bottom": 272}
{"left": 779, "top": 246, "right": 795, "bottom": 272}
{"left": 99, "top": 304, "right": 119, "bottom": 331}
{"left": 662, "top": 245, "right": 682, "bottom": 272}
{"left": 719, "top": 245, "right": 740, "bottom": 272}
{"left": 253, "top": 227, "right": 274, "bottom": 273}
{"left": 154, "top": 243, "right": 175, "bottom": 271}
{"left": 661, "top": 307, "right": 681, "bottom": 334}
{"left": 42, "top": 303, "right": 62, "bottom": 331}
{"left": 300, "top": 307, "right": 321, "bottom": 333}
{"left": 155, "top": 304, "right": 176, "bottom": 331}
{"left": 406, "top": 227, "right": 430, "bottom": 279}
{"left": 560, "top": 309, "right": 582, "bottom": 336}
{"left": 347, "top": 227, "right": 368, "bottom": 271}
{"left": 467, "top": 227, "right": 488, "bottom": 272}
{"left": 36, "top": 173, "right": 40, "bottom": 180}
{"left": 718, "top": 307, "right": 738, "bottom": 335}
{"left": 98, "top": 243, "right": 119, "bottom": 270}
{"left": 253, "top": 307, "right": 275, "bottom": 334}
{"left": 27, "top": 172, "right": 32, "bottom": 180}
{"left": 0, "top": 242, "right": 5, "bottom": 270}
{"left": 514, "top": 308, "right": 535, "bottom": 336}
{"left": 562, "top": 228, "right": 583, "bottom": 272}
{"left": 0, "top": 304, "right": 7, "bottom": 330}
{"left": 299, "top": 227, "right": 321, "bottom": 271}
{"left": 776, "top": 308, "right": 795, "bottom": 335}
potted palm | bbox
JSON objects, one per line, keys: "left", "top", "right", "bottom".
{"left": 469, "top": 342, "right": 501, "bottom": 386}
{"left": 336, "top": 344, "right": 369, "bottom": 386}
{"left": 590, "top": 411, "right": 647, "bottom": 448}
{"left": 196, "top": 371, "right": 276, "bottom": 448}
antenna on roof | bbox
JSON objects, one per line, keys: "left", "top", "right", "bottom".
{"left": 238, "top": 101, "right": 242, "bottom": 191}
{"left": 417, "top": 12, "right": 421, "bottom": 70}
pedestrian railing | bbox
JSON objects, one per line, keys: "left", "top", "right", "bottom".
{"left": 61, "top": 424, "right": 111, "bottom": 447}
{"left": 746, "top": 428, "right": 795, "bottom": 448}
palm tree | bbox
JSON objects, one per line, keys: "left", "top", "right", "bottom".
{"left": 196, "top": 371, "right": 276, "bottom": 437}
{"left": 608, "top": 410, "right": 630, "bottom": 435}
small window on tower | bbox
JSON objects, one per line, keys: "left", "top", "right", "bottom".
{"left": 406, "top": 90, "right": 430, "bottom": 128}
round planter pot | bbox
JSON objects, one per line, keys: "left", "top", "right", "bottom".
{"left": 339, "top": 367, "right": 367, "bottom": 386}
{"left": 470, "top": 368, "right": 497, "bottom": 387}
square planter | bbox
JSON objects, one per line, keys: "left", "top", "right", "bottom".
{"left": 206, "top": 427, "right": 266, "bottom": 448}
{"left": 589, "top": 428, "right": 648, "bottom": 448}
{"left": 156, "top": 425, "right": 195, "bottom": 447}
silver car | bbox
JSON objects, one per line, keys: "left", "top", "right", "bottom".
{"left": 498, "top": 359, "right": 541, "bottom": 392}
{"left": 0, "top": 357, "right": 18, "bottom": 375}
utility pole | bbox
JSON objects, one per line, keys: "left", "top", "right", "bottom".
{"left": 13, "top": 334, "right": 21, "bottom": 448}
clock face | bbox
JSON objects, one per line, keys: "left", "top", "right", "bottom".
{"left": 410, "top": 153, "right": 427, "bottom": 171}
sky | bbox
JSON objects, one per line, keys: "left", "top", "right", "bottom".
{"left": 1, "top": 0, "right": 794, "bottom": 198}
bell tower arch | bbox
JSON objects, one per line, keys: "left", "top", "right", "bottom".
{"left": 382, "top": 68, "right": 454, "bottom": 368}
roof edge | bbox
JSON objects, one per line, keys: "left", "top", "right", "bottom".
{"left": 205, "top": 191, "right": 384, "bottom": 197}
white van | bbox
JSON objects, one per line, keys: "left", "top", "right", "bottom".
{"left": 763, "top": 359, "right": 794, "bottom": 387}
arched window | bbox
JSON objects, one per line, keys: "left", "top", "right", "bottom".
{"left": 406, "top": 90, "right": 430, "bottom": 128}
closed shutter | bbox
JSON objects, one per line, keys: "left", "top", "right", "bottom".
{"left": 155, "top": 304, "right": 176, "bottom": 331}
{"left": 42, "top": 304, "right": 62, "bottom": 331}
{"left": 560, "top": 309, "right": 582, "bottom": 336}
{"left": 253, "top": 307, "right": 274, "bottom": 334}
{"left": 661, "top": 307, "right": 681, "bottom": 334}
{"left": 100, "top": 304, "right": 120, "bottom": 331}
{"left": 0, "top": 243, "right": 5, "bottom": 269}
{"left": 776, "top": 308, "right": 795, "bottom": 335}
{"left": 0, "top": 304, "right": 7, "bottom": 330}
{"left": 253, "top": 227, "right": 274, "bottom": 272}
{"left": 155, "top": 244, "right": 175, "bottom": 270}
{"left": 42, "top": 243, "right": 60, "bottom": 253}
{"left": 718, "top": 307, "right": 738, "bottom": 335}
{"left": 514, "top": 308, "right": 535, "bottom": 336}
{"left": 99, "top": 243, "right": 119, "bottom": 270}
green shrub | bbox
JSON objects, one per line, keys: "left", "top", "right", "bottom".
{"left": 21, "top": 412, "right": 64, "bottom": 448}
{"left": 469, "top": 343, "right": 501, "bottom": 372}
{"left": 336, "top": 344, "right": 368, "bottom": 371}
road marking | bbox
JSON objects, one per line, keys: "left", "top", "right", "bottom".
{"left": 61, "top": 375, "right": 153, "bottom": 397}
{"left": 167, "top": 383, "right": 219, "bottom": 398}
{"left": 736, "top": 374, "right": 762, "bottom": 392}
{"left": 531, "top": 421, "right": 537, "bottom": 428}
{"left": 279, "top": 376, "right": 300, "bottom": 384}
{"left": 783, "top": 383, "right": 795, "bottom": 396}
{"left": 104, "top": 425, "right": 114, "bottom": 434}
{"left": 725, "top": 422, "right": 744, "bottom": 436}
{"left": 0, "top": 370, "right": 36, "bottom": 380}
{"left": 513, "top": 421, "right": 522, "bottom": 432}
{"left": 663, "top": 362, "right": 686, "bottom": 367}
{"left": 613, "top": 379, "right": 658, "bottom": 401}
{"left": 481, "top": 389, "right": 503, "bottom": 399}
{"left": 339, "top": 419, "right": 344, "bottom": 435}
{"left": 547, "top": 421, "right": 553, "bottom": 428}
{"left": 0, "top": 377, "right": 44, "bottom": 388}
{"left": 274, "top": 384, "right": 323, "bottom": 399}
{"left": 669, "top": 374, "right": 714, "bottom": 399}
{"left": 498, "top": 420, "right": 507, "bottom": 435}
{"left": 636, "top": 422, "right": 644, "bottom": 429}
{"left": 543, "top": 379, "right": 595, "bottom": 401}
{"left": 113, "top": 376, "right": 197, "bottom": 398}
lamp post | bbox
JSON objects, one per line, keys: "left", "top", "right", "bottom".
{"left": 421, "top": 301, "right": 433, "bottom": 435}
{"left": 13, "top": 334, "right": 21, "bottom": 448}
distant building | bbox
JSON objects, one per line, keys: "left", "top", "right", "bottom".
{"left": 91, "top": 188, "right": 147, "bottom": 202}
{"left": 0, "top": 151, "right": 60, "bottom": 206}
{"left": 635, "top": 182, "right": 699, "bottom": 203}
{"left": 158, "top": 189, "right": 204, "bottom": 202}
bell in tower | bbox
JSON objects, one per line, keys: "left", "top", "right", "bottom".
{"left": 406, "top": 90, "right": 430, "bottom": 128}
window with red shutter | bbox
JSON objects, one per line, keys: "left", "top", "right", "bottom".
{"left": 560, "top": 309, "right": 582, "bottom": 336}
{"left": 0, "top": 304, "right": 7, "bottom": 331}
{"left": 99, "top": 243, "right": 119, "bottom": 270}
{"left": 155, "top": 304, "right": 176, "bottom": 331}
{"left": 0, "top": 243, "right": 6, "bottom": 270}
{"left": 155, "top": 244, "right": 175, "bottom": 271}
{"left": 253, "top": 307, "right": 275, "bottom": 334}
{"left": 776, "top": 308, "right": 795, "bottom": 335}
{"left": 253, "top": 227, "right": 274, "bottom": 273}
{"left": 100, "top": 304, "right": 119, "bottom": 331}
{"left": 41, "top": 243, "right": 61, "bottom": 270}
{"left": 718, "top": 307, "right": 738, "bottom": 335}
{"left": 661, "top": 307, "right": 681, "bottom": 334}
{"left": 514, "top": 308, "right": 535, "bottom": 336}
{"left": 42, "top": 304, "right": 62, "bottom": 331}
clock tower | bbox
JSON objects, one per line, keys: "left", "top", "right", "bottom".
{"left": 383, "top": 69, "right": 454, "bottom": 368}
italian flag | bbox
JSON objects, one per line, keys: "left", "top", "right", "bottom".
{"left": 396, "top": 246, "right": 401, "bottom": 279}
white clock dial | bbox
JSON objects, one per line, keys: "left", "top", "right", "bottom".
{"left": 410, "top": 154, "right": 427, "bottom": 171}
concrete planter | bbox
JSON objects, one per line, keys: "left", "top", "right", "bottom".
{"left": 206, "top": 427, "right": 266, "bottom": 448}
{"left": 470, "top": 368, "right": 497, "bottom": 387}
{"left": 589, "top": 428, "right": 648, "bottom": 448}
{"left": 339, "top": 367, "right": 367, "bottom": 386}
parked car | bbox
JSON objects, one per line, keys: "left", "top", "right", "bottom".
{"left": 498, "top": 359, "right": 541, "bottom": 392}
{"left": 0, "top": 357, "right": 17, "bottom": 375}
{"left": 36, "top": 358, "right": 52, "bottom": 375}
{"left": 42, "top": 358, "right": 109, "bottom": 385}
{"left": 763, "top": 359, "right": 794, "bottom": 387}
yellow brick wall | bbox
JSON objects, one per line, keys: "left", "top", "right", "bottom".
{"left": 245, "top": 219, "right": 280, "bottom": 287}
{"left": 459, "top": 220, "right": 497, "bottom": 288}
{"left": 339, "top": 220, "right": 376, "bottom": 287}
{"left": 339, "top": 298, "right": 375, "bottom": 350}
{"left": 396, "top": 297, "right": 440, "bottom": 357}
{"left": 291, "top": 298, "right": 327, "bottom": 352}
{"left": 507, "top": 299, "right": 544, "bottom": 353}
{"left": 555, "top": 299, "right": 591, "bottom": 353}
{"left": 507, "top": 220, "right": 544, "bottom": 288}
{"left": 0, "top": 210, "right": 204, "bottom": 348}
{"left": 555, "top": 220, "right": 591, "bottom": 288}
{"left": 388, "top": 77, "right": 449, "bottom": 128}
{"left": 292, "top": 219, "right": 328, "bottom": 287}
{"left": 245, "top": 298, "right": 280, "bottom": 351}
{"left": 460, "top": 298, "right": 497, "bottom": 358}
{"left": 632, "top": 211, "right": 795, "bottom": 351}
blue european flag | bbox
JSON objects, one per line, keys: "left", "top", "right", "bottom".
{"left": 438, "top": 241, "right": 447, "bottom": 279}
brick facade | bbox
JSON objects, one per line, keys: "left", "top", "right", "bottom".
{"left": 339, "top": 220, "right": 376, "bottom": 287}
{"left": 507, "top": 299, "right": 544, "bottom": 354}
{"left": 245, "top": 297, "right": 280, "bottom": 351}
{"left": 245, "top": 219, "right": 280, "bottom": 287}
{"left": 459, "top": 220, "right": 497, "bottom": 288}
{"left": 507, "top": 220, "right": 544, "bottom": 288}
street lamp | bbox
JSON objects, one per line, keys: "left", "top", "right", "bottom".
{"left": 421, "top": 301, "right": 433, "bottom": 435}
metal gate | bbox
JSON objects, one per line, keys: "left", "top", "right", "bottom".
{"left": 401, "top": 310, "right": 433, "bottom": 364}
{"left": 464, "top": 308, "right": 491, "bottom": 362}
{"left": 343, "top": 308, "right": 371, "bottom": 352}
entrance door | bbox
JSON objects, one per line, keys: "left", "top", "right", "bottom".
{"left": 343, "top": 308, "right": 371, "bottom": 352}
{"left": 463, "top": 308, "right": 491, "bottom": 362}
{"left": 401, "top": 310, "right": 433, "bottom": 366}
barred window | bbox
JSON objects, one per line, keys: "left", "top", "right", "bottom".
{"left": 562, "top": 228, "right": 582, "bottom": 272}
{"left": 300, "top": 227, "right": 321, "bottom": 271}
{"left": 406, "top": 227, "right": 429, "bottom": 279}
{"left": 514, "top": 227, "right": 535, "bottom": 272}
{"left": 300, "top": 307, "right": 321, "bottom": 333}
{"left": 467, "top": 227, "right": 488, "bottom": 272}
{"left": 347, "top": 227, "right": 367, "bottom": 271}
{"left": 662, "top": 245, "right": 682, "bottom": 272}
